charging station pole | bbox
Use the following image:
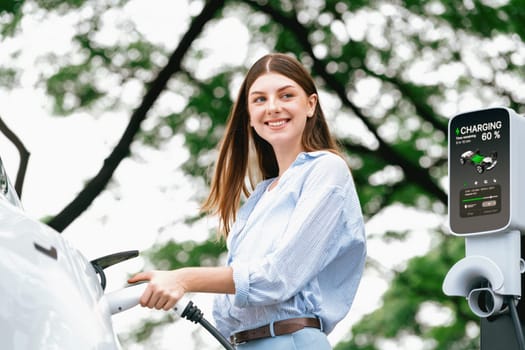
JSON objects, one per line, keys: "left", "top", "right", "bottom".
{"left": 480, "top": 238, "right": 525, "bottom": 349}
{"left": 480, "top": 240, "right": 525, "bottom": 350}
{"left": 443, "top": 107, "right": 525, "bottom": 349}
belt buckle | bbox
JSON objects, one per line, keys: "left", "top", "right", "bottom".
{"left": 230, "top": 334, "right": 245, "bottom": 346}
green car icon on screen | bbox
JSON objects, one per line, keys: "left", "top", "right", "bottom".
{"left": 460, "top": 149, "right": 498, "bottom": 174}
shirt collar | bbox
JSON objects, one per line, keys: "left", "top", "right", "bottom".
{"left": 292, "top": 150, "right": 328, "bottom": 166}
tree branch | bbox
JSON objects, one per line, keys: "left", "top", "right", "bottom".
{"left": 47, "top": 0, "right": 226, "bottom": 232}
{"left": 0, "top": 115, "right": 30, "bottom": 197}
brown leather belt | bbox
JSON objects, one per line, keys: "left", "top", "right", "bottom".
{"left": 229, "top": 317, "right": 321, "bottom": 345}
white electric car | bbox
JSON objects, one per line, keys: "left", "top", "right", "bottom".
{"left": 0, "top": 156, "right": 138, "bottom": 349}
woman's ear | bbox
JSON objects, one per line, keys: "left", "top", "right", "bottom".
{"left": 307, "top": 93, "right": 318, "bottom": 117}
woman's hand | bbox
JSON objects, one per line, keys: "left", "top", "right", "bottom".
{"left": 128, "top": 266, "right": 235, "bottom": 311}
{"left": 128, "top": 270, "right": 187, "bottom": 311}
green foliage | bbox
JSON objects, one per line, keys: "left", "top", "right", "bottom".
{"left": 146, "top": 238, "right": 226, "bottom": 271}
{"left": 145, "top": 71, "right": 238, "bottom": 178}
{"left": 0, "top": 66, "right": 18, "bottom": 88}
{"left": 123, "top": 313, "right": 175, "bottom": 343}
{"left": 34, "top": 0, "right": 85, "bottom": 10}
{"left": 403, "top": 0, "right": 525, "bottom": 40}
{"left": 46, "top": 63, "right": 104, "bottom": 114}
{"left": 44, "top": 31, "right": 164, "bottom": 114}
{"left": 0, "top": 0, "right": 23, "bottom": 36}
{"left": 0, "top": 0, "right": 23, "bottom": 14}
{"left": 6, "top": 0, "right": 525, "bottom": 348}
{"left": 336, "top": 235, "right": 478, "bottom": 350}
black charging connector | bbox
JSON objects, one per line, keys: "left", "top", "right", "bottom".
{"left": 178, "top": 300, "right": 235, "bottom": 350}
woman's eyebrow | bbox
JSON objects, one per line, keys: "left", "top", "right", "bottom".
{"left": 249, "top": 85, "right": 296, "bottom": 95}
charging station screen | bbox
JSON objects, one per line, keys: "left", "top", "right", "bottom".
{"left": 449, "top": 108, "right": 510, "bottom": 234}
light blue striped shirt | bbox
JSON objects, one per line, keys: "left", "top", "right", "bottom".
{"left": 212, "top": 151, "right": 367, "bottom": 337}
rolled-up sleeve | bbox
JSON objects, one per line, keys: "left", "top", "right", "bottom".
{"left": 232, "top": 258, "right": 251, "bottom": 307}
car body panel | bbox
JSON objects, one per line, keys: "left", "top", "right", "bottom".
{"left": 0, "top": 158, "right": 121, "bottom": 350}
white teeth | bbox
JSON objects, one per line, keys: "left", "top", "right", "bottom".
{"left": 267, "top": 120, "right": 286, "bottom": 127}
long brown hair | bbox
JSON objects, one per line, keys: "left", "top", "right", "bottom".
{"left": 202, "top": 53, "right": 340, "bottom": 238}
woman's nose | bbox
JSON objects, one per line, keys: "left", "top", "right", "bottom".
{"left": 267, "top": 96, "right": 281, "bottom": 114}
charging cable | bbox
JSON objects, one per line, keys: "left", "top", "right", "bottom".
{"left": 106, "top": 283, "right": 235, "bottom": 350}
{"left": 175, "top": 298, "right": 235, "bottom": 350}
{"left": 506, "top": 296, "right": 525, "bottom": 350}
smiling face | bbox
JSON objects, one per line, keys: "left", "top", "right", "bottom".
{"left": 247, "top": 72, "right": 317, "bottom": 156}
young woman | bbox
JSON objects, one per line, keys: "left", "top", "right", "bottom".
{"left": 128, "top": 53, "right": 367, "bottom": 349}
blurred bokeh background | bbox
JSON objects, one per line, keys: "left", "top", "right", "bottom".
{"left": 1, "top": 0, "right": 525, "bottom": 349}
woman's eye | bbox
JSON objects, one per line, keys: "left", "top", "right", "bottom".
{"left": 281, "top": 93, "right": 293, "bottom": 99}
{"left": 253, "top": 96, "right": 266, "bottom": 103}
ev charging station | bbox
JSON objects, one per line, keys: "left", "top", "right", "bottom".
{"left": 443, "top": 107, "right": 525, "bottom": 349}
